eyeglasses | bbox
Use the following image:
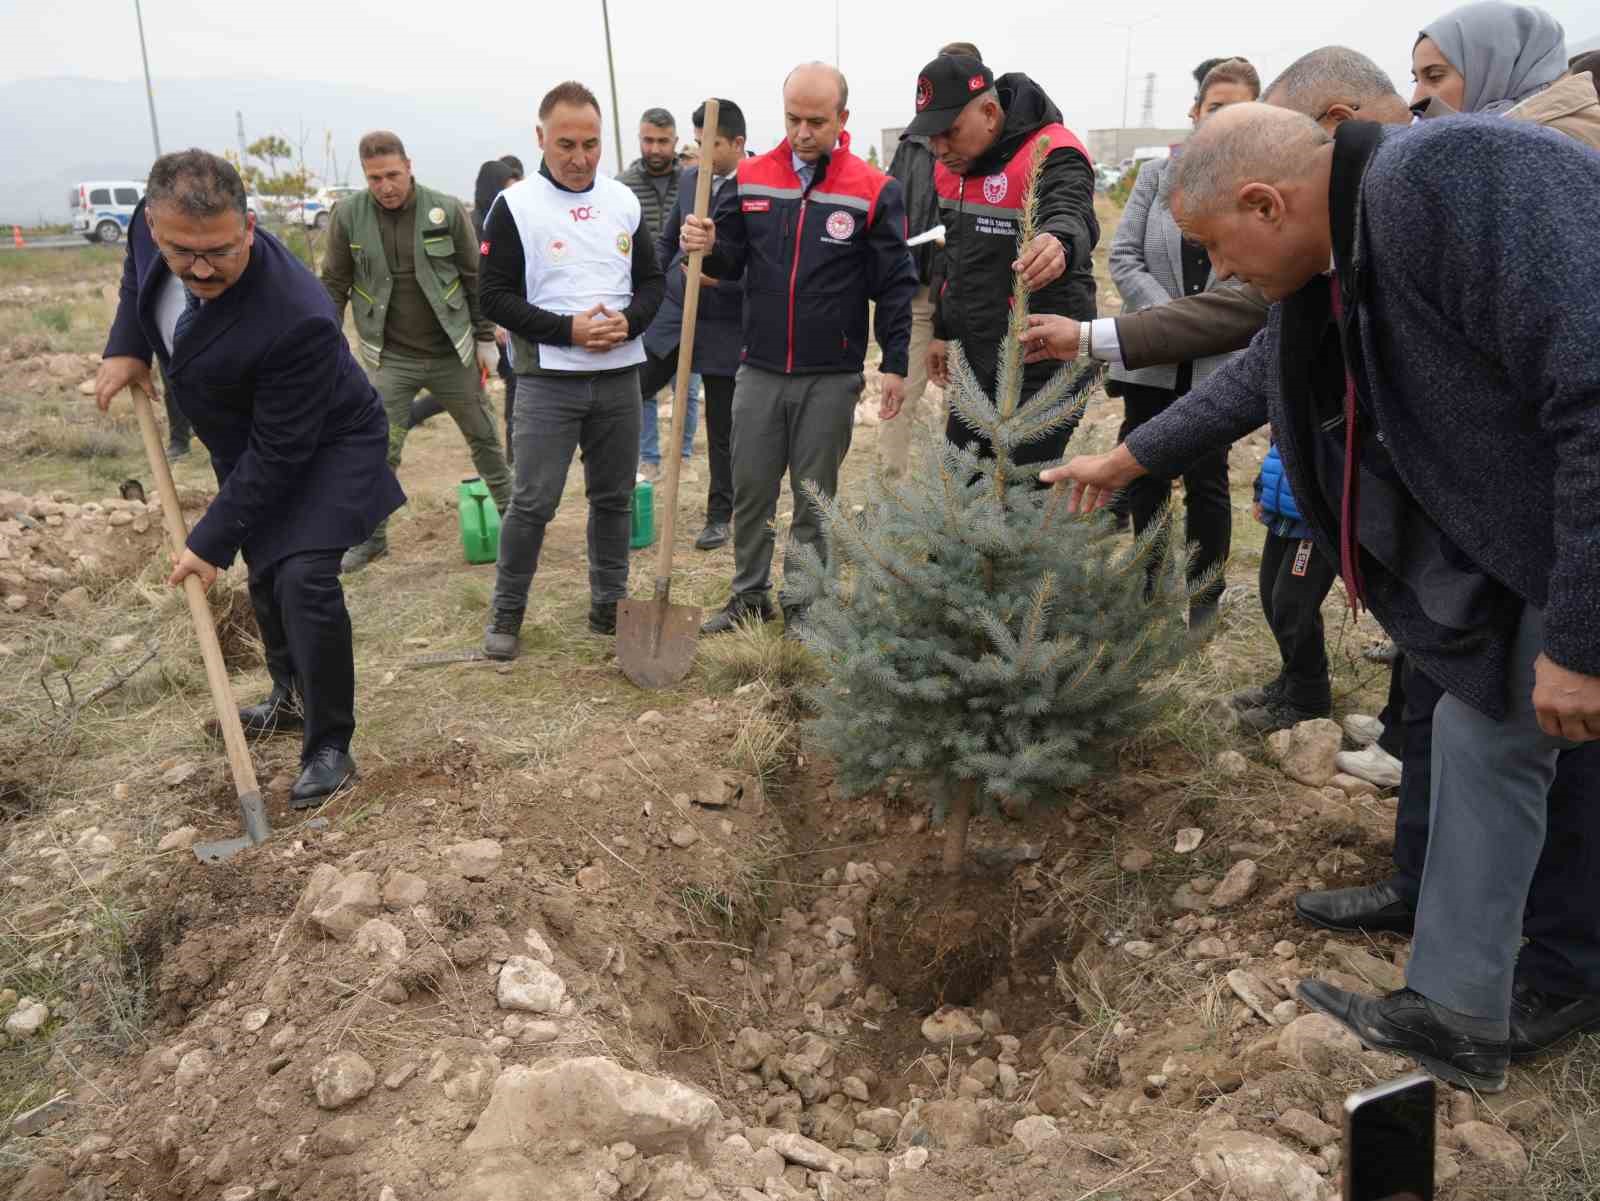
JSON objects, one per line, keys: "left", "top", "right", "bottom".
{"left": 159, "top": 243, "right": 245, "bottom": 271}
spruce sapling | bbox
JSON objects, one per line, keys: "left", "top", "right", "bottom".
{"left": 791, "top": 138, "right": 1199, "bottom": 874}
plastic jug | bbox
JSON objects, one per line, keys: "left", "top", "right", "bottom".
{"left": 630, "top": 478, "right": 654, "bottom": 549}
{"left": 457, "top": 477, "right": 501, "bottom": 564}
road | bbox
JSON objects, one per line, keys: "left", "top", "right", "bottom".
{"left": 0, "top": 235, "right": 96, "bottom": 252}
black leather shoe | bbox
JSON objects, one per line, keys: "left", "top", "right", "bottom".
{"left": 290, "top": 747, "right": 357, "bottom": 809}
{"left": 1297, "top": 982, "right": 1508, "bottom": 1093}
{"left": 1509, "top": 984, "right": 1600, "bottom": 1059}
{"left": 1294, "top": 878, "right": 1416, "bottom": 935}
{"left": 1227, "top": 677, "right": 1285, "bottom": 711}
{"left": 694, "top": 522, "right": 730, "bottom": 551}
{"left": 238, "top": 686, "right": 303, "bottom": 740}
{"left": 781, "top": 603, "right": 809, "bottom": 643}
{"left": 700, "top": 592, "right": 774, "bottom": 636}
{"left": 1236, "top": 696, "right": 1332, "bottom": 734}
{"left": 588, "top": 601, "right": 617, "bottom": 636}
{"left": 483, "top": 608, "right": 524, "bottom": 661}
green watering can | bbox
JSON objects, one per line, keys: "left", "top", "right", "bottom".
{"left": 457, "top": 477, "right": 501, "bottom": 565}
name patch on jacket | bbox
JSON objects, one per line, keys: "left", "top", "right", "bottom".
{"left": 742, "top": 198, "right": 771, "bottom": 213}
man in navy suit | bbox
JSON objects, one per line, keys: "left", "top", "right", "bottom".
{"left": 95, "top": 149, "right": 404, "bottom": 807}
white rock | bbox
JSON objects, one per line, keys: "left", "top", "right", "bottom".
{"left": 1226, "top": 970, "right": 1279, "bottom": 1025}
{"left": 523, "top": 928, "right": 556, "bottom": 965}
{"left": 497, "top": 956, "right": 567, "bottom": 1013}
{"left": 1193, "top": 1130, "right": 1330, "bottom": 1200}
{"left": 464, "top": 1056, "right": 721, "bottom": 1162}
{"left": 1277, "top": 719, "right": 1344, "bottom": 788}
{"left": 162, "top": 761, "right": 198, "bottom": 787}
{"left": 156, "top": 826, "right": 199, "bottom": 853}
{"left": 1175, "top": 828, "right": 1205, "bottom": 854}
{"left": 309, "top": 871, "right": 382, "bottom": 941}
{"left": 445, "top": 838, "right": 503, "bottom": 881}
{"left": 311, "top": 1051, "right": 376, "bottom": 1109}
{"left": 1208, "top": 860, "right": 1260, "bottom": 909}
{"left": 1215, "top": 750, "right": 1249, "bottom": 777}
{"left": 4, "top": 1000, "right": 49, "bottom": 1037}
{"left": 920, "top": 1005, "right": 983, "bottom": 1047}
{"left": 1122, "top": 940, "right": 1157, "bottom": 960}
{"left": 1011, "top": 1115, "right": 1062, "bottom": 1152}
{"left": 173, "top": 1047, "right": 214, "bottom": 1090}
{"left": 239, "top": 1006, "right": 272, "bottom": 1033}
{"left": 353, "top": 918, "right": 407, "bottom": 962}
{"left": 768, "top": 1131, "right": 851, "bottom": 1174}
{"left": 1277, "top": 1014, "right": 1363, "bottom": 1075}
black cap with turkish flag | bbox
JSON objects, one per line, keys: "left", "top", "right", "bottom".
{"left": 905, "top": 54, "right": 995, "bottom": 137}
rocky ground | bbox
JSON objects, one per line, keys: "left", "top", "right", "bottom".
{"left": 2, "top": 213, "right": 1595, "bottom": 1201}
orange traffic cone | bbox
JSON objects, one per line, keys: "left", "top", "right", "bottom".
{"left": 10, "top": 226, "right": 22, "bottom": 248}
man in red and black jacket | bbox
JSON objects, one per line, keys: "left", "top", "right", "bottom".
{"left": 907, "top": 54, "right": 1099, "bottom": 473}
{"left": 682, "top": 62, "right": 918, "bottom": 638}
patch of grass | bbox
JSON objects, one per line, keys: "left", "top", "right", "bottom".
{"left": 0, "top": 244, "right": 120, "bottom": 285}
{"left": 31, "top": 304, "right": 72, "bottom": 334}
{"left": 699, "top": 620, "right": 821, "bottom": 692}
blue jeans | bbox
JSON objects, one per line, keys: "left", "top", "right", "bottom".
{"left": 639, "top": 372, "right": 701, "bottom": 466}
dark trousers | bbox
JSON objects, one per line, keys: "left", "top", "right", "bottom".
{"left": 1258, "top": 529, "right": 1336, "bottom": 709}
{"left": 1118, "top": 384, "right": 1232, "bottom": 613}
{"left": 492, "top": 371, "right": 640, "bottom": 614}
{"left": 1376, "top": 654, "right": 1408, "bottom": 759}
{"left": 499, "top": 347, "right": 517, "bottom": 466}
{"left": 247, "top": 548, "right": 355, "bottom": 763}
{"left": 638, "top": 348, "right": 734, "bottom": 525}
{"left": 161, "top": 367, "right": 191, "bottom": 446}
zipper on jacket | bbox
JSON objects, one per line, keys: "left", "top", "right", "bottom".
{"left": 786, "top": 198, "right": 807, "bottom": 373}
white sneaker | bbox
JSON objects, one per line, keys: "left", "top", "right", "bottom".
{"left": 1335, "top": 745, "right": 1402, "bottom": 789}
{"left": 1342, "top": 713, "right": 1385, "bottom": 747}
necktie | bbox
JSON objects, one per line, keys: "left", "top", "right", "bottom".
{"left": 173, "top": 287, "right": 201, "bottom": 352}
{"left": 1328, "top": 276, "right": 1366, "bottom": 614}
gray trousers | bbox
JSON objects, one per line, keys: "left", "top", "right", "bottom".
{"left": 1406, "top": 606, "right": 1582, "bottom": 1020}
{"left": 730, "top": 365, "right": 863, "bottom": 601}
{"left": 491, "top": 370, "right": 640, "bottom": 616}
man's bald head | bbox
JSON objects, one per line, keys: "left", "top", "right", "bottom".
{"left": 783, "top": 62, "right": 850, "bottom": 163}
{"left": 1174, "top": 103, "right": 1331, "bottom": 219}
{"left": 1171, "top": 103, "right": 1336, "bottom": 301}
{"left": 784, "top": 62, "right": 848, "bottom": 113}
{"left": 1264, "top": 46, "right": 1413, "bottom": 128}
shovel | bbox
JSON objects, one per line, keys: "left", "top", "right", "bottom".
{"left": 128, "top": 383, "right": 272, "bottom": 863}
{"left": 618, "top": 98, "right": 720, "bottom": 689}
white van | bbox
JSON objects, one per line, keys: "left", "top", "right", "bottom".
{"left": 71, "top": 180, "right": 145, "bottom": 244}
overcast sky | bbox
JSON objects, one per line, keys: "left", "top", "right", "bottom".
{"left": 4, "top": 0, "right": 1597, "bottom": 174}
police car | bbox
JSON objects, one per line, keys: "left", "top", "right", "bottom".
{"left": 282, "top": 186, "right": 360, "bottom": 229}
{"left": 71, "top": 180, "right": 144, "bottom": 244}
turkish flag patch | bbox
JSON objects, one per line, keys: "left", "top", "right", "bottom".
{"left": 479, "top": 240, "right": 490, "bottom": 256}
{"left": 968, "top": 74, "right": 986, "bottom": 92}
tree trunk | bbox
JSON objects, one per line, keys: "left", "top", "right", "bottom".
{"left": 942, "top": 776, "right": 976, "bottom": 876}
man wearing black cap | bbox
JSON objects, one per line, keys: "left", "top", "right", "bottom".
{"left": 907, "top": 54, "right": 1098, "bottom": 472}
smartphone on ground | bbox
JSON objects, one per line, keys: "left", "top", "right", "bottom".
{"left": 1343, "top": 1072, "right": 1435, "bottom": 1201}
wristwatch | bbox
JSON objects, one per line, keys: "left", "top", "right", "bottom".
{"left": 1077, "top": 321, "right": 1092, "bottom": 361}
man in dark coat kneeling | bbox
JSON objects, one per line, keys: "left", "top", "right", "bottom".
{"left": 95, "top": 149, "right": 405, "bottom": 807}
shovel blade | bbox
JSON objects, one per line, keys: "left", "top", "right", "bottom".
{"left": 193, "top": 836, "right": 255, "bottom": 864}
{"left": 192, "top": 789, "right": 271, "bottom": 864}
{"left": 616, "top": 597, "right": 702, "bottom": 689}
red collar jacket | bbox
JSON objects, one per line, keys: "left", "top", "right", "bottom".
{"left": 703, "top": 130, "right": 918, "bottom": 377}
{"left": 933, "top": 73, "right": 1099, "bottom": 395}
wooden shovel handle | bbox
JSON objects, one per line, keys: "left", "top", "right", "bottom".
{"left": 652, "top": 98, "right": 720, "bottom": 594}
{"left": 128, "top": 384, "right": 260, "bottom": 798}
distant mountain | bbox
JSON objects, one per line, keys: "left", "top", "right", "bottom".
{"left": 0, "top": 75, "right": 545, "bottom": 225}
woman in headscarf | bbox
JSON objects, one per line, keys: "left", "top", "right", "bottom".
{"left": 1412, "top": 1, "right": 1566, "bottom": 113}
{"left": 1414, "top": 3, "right": 1600, "bottom": 149}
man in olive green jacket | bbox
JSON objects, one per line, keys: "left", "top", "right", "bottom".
{"left": 322, "top": 129, "right": 511, "bottom": 572}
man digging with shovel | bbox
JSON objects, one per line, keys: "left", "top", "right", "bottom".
{"left": 95, "top": 149, "right": 404, "bottom": 810}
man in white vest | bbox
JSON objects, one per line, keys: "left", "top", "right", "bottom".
{"left": 478, "top": 80, "right": 665, "bottom": 658}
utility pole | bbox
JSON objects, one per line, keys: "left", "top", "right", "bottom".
{"left": 236, "top": 111, "right": 248, "bottom": 163}
{"left": 1107, "top": 15, "right": 1156, "bottom": 161}
{"left": 600, "top": 0, "right": 625, "bottom": 175}
{"left": 1140, "top": 72, "right": 1156, "bottom": 127}
{"left": 133, "top": 0, "right": 161, "bottom": 159}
